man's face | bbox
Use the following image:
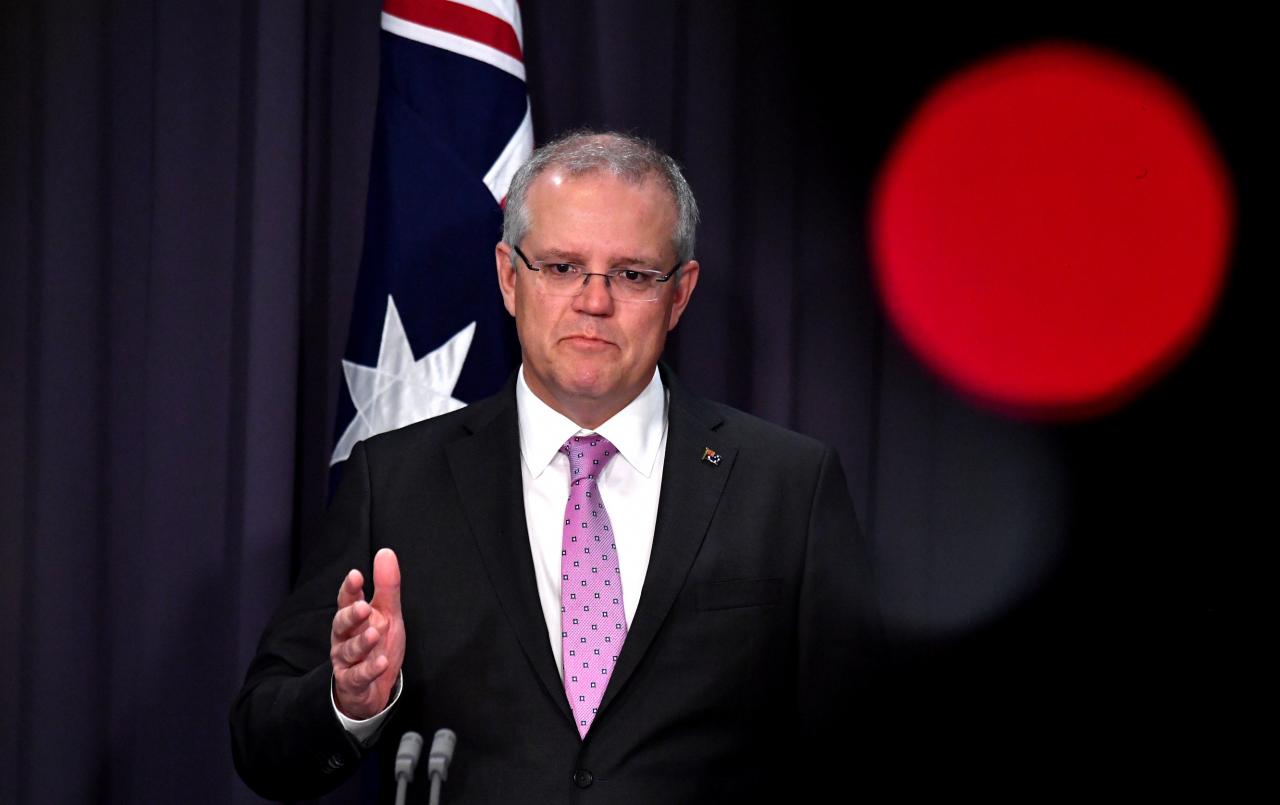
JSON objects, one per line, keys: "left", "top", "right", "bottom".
{"left": 496, "top": 169, "right": 699, "bottom": 426}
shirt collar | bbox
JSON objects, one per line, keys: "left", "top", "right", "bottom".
{"left": 516, "top": 365, "right": 667, "bottom": 480}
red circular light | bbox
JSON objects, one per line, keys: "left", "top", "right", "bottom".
{"left": 872, "top": 43, "right": 1234, "bottom": 418}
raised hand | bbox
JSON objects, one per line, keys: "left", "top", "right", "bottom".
{"left": 330, "top": 547, "right": 405, "bottom": 719}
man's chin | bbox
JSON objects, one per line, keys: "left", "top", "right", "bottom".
{"left": 553, "top": 363, "right": 635, "bottom": 404}
{"left": 560, "top": 373, "right": 616, "bottom": 401}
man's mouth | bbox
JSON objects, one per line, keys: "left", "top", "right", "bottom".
{"left": 561, "top": 334, "right": 614, "bottom": 349}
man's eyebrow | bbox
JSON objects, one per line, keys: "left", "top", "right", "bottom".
{"left": 534, "top": 247, "right": 661, "bottom": 266}
{"left": 534, "top": 247, "right": 585, "bottom": 261}
{"left": 609, "top": 255, "right": 660, "bottom": 267}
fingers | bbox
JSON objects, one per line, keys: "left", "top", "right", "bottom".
{"left": 332, "top": 622, "right": 382, "bottom": 666}
{"left": 371, "top": 548, "right": 402, "bottom": 615}
{"left": 331, "top": 599, "right": 372, "bottom": 641}
{"left": 331, "top": 550, "right": 404, "bottom": 717}
{"left": 338, "top": 652, "right": 390, "bottom": 690}
{"left": 336, "top": 568, "right": 365, "bottom": 608}
{"left": 332, "top": 630, "right": 391, "bottom": 704}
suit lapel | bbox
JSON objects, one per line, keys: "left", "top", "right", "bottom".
{"left": 597, "top": 367, "right": 737, "bottom": 717}
{"left": 445, "top": 385, "right": 574, "bottom": 724}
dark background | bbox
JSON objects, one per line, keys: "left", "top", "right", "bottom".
{"left": 1, "top": 2, "right": 1264, "bottom": 801}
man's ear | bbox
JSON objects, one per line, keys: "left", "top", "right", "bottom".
{"left": 495, "top": 242, "right": 517, "bottom": 317}
{"left": 666, "top": 259, "right": 700, "bottom": 332}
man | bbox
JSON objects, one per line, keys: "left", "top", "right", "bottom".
{"left": 231, "top": 131, "right": 882, "bottom": 802}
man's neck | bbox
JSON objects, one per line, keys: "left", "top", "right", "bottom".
{"left": 515, "top": 365, "right": 668, "bottom": 481}
{"left": 522, "top": 376, "right": 640, "bottom": 431}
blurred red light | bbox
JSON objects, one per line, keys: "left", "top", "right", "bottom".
{"left": 871, "top": 42, "right": 1234, "bottom": 418}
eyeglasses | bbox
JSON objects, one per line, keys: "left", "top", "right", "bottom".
{"left": 512, "top": 245, "right": 681, "bottom": 303}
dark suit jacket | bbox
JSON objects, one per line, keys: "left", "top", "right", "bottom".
{"left": 231, "top": 366, "right": 883, "bottom": 803}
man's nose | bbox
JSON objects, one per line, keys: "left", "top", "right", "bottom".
{"left": 573, "top": 273, "right": 614, "bottom": 313}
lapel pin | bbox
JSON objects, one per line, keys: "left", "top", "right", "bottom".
{"left": 701, "top": 447, "right": 722, "bottom": 466}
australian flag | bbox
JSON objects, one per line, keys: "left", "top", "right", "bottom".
{"left": 332, "top": 0, "right": 530, "bottom": 467}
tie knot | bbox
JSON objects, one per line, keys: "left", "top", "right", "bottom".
{"left": 561, "top": 433, "right": 617, "bottom": 484}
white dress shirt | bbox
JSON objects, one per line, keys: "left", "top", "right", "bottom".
{"left": 516, "top": 365, "right": 667, "bottom": 673}
{"left": 336, "top": 365, "right": 668, "bottom": 741}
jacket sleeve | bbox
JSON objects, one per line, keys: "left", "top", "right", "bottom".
{"left": 795, "top": 446, "right": 889, "bottom": 760}
{"left": 229, "top": 439, "right": 377, "bottom": 800}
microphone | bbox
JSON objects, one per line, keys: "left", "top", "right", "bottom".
{"left": 428, "top": 728, "right": 457, "bottom": 780}
{"left": 427, "top": 729, "right": 457, "bottom": 805}
{"left": 393, "top": 731, "right": 423, "bottom": 805}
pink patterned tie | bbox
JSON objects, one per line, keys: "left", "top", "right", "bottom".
{"left": 560, "top": 433, "right": 626, "bottom": 738}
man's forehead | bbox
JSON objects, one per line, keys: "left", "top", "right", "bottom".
{"left": 523, "top": 168, "right": 678, "bottom": 257}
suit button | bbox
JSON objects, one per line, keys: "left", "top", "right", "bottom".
{"left": 572, "top": 769, "right": 594, "bottom": 788}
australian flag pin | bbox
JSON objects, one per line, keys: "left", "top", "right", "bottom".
{"left": 701, "top": 447, "right": 722, "bottom": 466}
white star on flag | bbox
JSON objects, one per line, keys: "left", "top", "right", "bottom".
{"left": 331, "top": 295, "right": 475, "bottom": 465}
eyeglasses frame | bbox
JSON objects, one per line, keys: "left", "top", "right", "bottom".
{"left": 511, "top": 244, "right": 682, "bottom": 303}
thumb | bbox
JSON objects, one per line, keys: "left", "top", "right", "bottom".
{"left": 371, "top": 547, "right": 402, "bottom": 615}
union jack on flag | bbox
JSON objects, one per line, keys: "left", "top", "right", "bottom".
{"left": 332, "top": 0, "right": 531, "bottom": 467}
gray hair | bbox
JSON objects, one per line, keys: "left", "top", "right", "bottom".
{"left": 502, "top": 130, "right": 700, "bottom": 263}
